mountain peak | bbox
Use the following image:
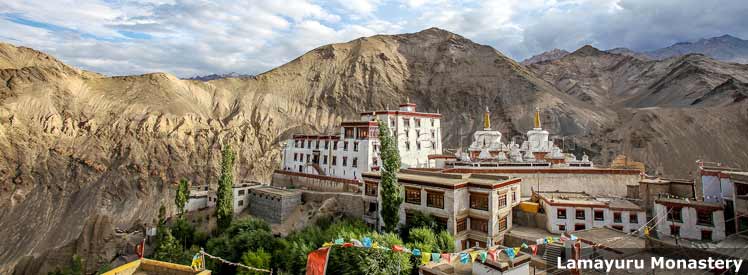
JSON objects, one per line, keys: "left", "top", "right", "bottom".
{"left": 521, "top": 48, "right": 570, "bottom": 65}
{"left": 570, "top": 45, "right": 604, "bottom": 57}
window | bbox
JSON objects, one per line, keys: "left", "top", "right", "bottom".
{"left": 557, "top": 208, "right": 567, "bottom": 219}
{"left": 342, "top": 157, "right": 348, "bottom": 167}
{"left": 558, "top": 224, "right": 566, "bottom": 231}
{"left": 614, "top": 212, "right": 622, "bottom": 223}
{"left": 415, "top": 118, "right": 421, "bottom": 128}
{"left": 332, "top": 156, "right": 337, "bottom": 165}
{"left": 470, "top": 218, "right": 488, "bottom": 233}
{"left": 498, "top": 192, "right": 507, "bottom": 208}
{"left": 701, "top": 230, "right": 712, "bottom": 241}
{"left": 470, "top": 192, "right": 489, "bottom": 211}
{"left": 390, "top": 118, "right": 396, "bottom": 128}
{"left": 576, "top": 209, "right": 586, "bottom": 220}
{"left": 372, "top": 157, "right": 378, "bottom": 166}
{"left": 323, "top": 155, "right": 328, "bottom": 165}
{"left": 594, "top": 210, "right": 604, "bottom": 221}
{"left": 629, "top": 213, "right": 639, "bottom": 224}
{"left": 697, "top": 210, "right": 713, "bottom": 226}
{"left": 668, "top": 207, "right": 683, "bottom": 223}
{"left": 435, "top": 217, "right": 448, "bottom": 231}
{"left": 457, "top": 218, "right": 467, "bottom": 232}
{"left": 403, "top": 118, "right": 410, "bottom": 128}
{"left": 353, "top": 142, "right": 359, "bottom": 152}
{"left": 431, "top": 130, "right": 436, "bottom": 139}
{"left": 315, "top": 140, "right": 319, "bottom": 149}
{"left": 405, "top": 141, "right": 410, "bottom": 151}
{"left": 365, "top": 182, "right": 377, "bottom": 197}
{"left": 343, "top": 141, "right": 349, "bottom": 151}
{"left": 670, "top": 225, "right": 680, "bottom": 236}
{"left": 238, "top": 190, "right": 245, "bottom": 195}
{"left": 333, "top": 141, "right": 338, "bottom": 150}
{"left": 300, "top": 140, "right": 305, "bottom": 148}
{"left": 295, "top": 140, "right": 299, "bottom": 148}
{"left": 352, "top": 157, "right": 358, "bottom": 168}
{"left": 427, "top": 191, "right": 444, "bottom": 209}
{"left": 416, "top": 142, "right": 421, "bottom": 150}
{"left": 306, "top": 154, "right": 310, "bottom": 163}
{"left": 498, "top": 216, "right": 508, "bottom": 232}
{"left": 431, "top": 118, "right": 435, "bottom": 127}
{"left": 238, "top": 200, "right": 244, "bottom": 206}
{"left": 405, "top": 188, "right": 421, "bottom": 204}
{"left": 574, "top": 223, "right": 585, "bottom": 231}
{"left": 307, "top": 140, "right": 311, "bottom": 148}
{"left": 368, "top": 202, "right": 377, "bottom": 213}
{"left": 293, "top": 153, "right": 298, "bottom": 161}
{"left": 324, "top": 141, "right": 329, "bottom": 149}
{"left": 344, "top": 127, "right": 354, "bottom": 138}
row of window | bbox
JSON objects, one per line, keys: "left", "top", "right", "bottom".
{"left": 292, "top": 153, "right": 375, "bottom": 168}
{"left": 557, "top": 208, "right": 641, "bottom": 224}
{"left": 294, "top": 140, "right": 366, "bottom": 151}
{"left": 390, "top": 117, "right": 436, "bottom": 129}
{"left": 454, "top": 216, "right": 508, "bottom": 234}
{"left": 666, "top": 207, "right": 714, "bottom": 226}
{"left": 404, "top": 188, "right": 444, "bottom": 209}
{"left": 668, "top": 225, "right": 714, "bottom": 240}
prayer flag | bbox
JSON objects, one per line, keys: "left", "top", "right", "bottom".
{"left": 504, "top": 248, "right": 515, "bottom": 260}
{"left": 460, "top": 253, "right": 469, "bottom": 264}
{"left": 469, "top": 251, "right": 479, "bottom": 262}
{"left": 363, "top": 237, "right": 372, "bottom": 248}
{"left": 322, "top": 242, "right": 333, "bottom": 247}
{"left": 530, "top": 245, "right": 538, "bottom": 256}
{"left": 536, "top": 238, "right": 544, "bottom": 245}
{"left": 343, "top": 243, "right": 353, "bottom": 247}
{"left": 392, "top": 245, "right": 403, "bottom": 252}
{"left": 441, "top": 253, "right": 451, "bottom": 263}
{"left": 372, "top": 242, "right": 380, "bottom": 249}
{"left": 432, "top": 253, "right": 441, "bottom": 262}
{"left": 479, "top": 251, "right": 487, "bottom": 263}
{"left": 488, "top": 249, "right": 497, "bottom": 262}
{"left": 412, "top": 248, "right": 421, "bottom": 256}
{"left": 421, "top": 253, "right": 430, "bottom": 265}
{"left": 334, "top": 238, "right": 344, "bottom": 245}
{"left": 306, "top": 247, "right": 330, "bottom": 275}
{"left": 513, "top": 247, "right": 520, "bottom": 255}
{"left": 521, "top": 243, "right": 529, "bottom": 249}
{"left": 351, "top": 239, "right": 363, "bottom": 247}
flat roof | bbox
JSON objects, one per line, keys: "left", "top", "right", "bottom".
{"left": 250, "top": 186, "right": 301, "bottom": 197}
{"left": 572, "top": 227, "right": 647, "bottom": 250}
{"left": 535, "top": 191, "right": 642, "bottom": 210}
{"left": 362, "top": 169, "right": 519, "bottom": 190}
{"left": 654, "top": 197, "right": 723, "bottom": 210}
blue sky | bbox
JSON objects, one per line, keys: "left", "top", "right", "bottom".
{"left": 1, "top": 0, "right": 747, "bottom": 77}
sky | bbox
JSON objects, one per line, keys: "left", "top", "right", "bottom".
{"left": 1, "top": 0, "right": 747, "bottom": 77}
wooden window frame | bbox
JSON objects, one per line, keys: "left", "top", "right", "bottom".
{"left": 470, "top": 192, "right": 489, "bottom": 211}
{"left": 575, "top": 209, "right": 586, "bottom": 220}
{"left": 557, "top": 208, "right": 567, "bottom": 219}
{"left": 426, "top": 191, "right": 445, "bottom": 209}
{"left": 457, "top": 218, "right": 467, "bottom": 232}
{"left": 497, "top": 192, "right": 507, "bottom": 208}
{"left": 405, "top": 188, "right": 421, "bottom": 204}
{"left": 470, "top": 217, "right": 488, "bottom": 233}
{"left": 594, "top": 209, "right": 604, "bottom": 221}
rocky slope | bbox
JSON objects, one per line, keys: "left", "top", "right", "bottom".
{"left": 520, "top": 48, "right": 569, "bottom": 65}
{"left": 528, "top": 45, "right": 748, "bottom": 174}
{"left": 1, "top": 28, "right": 748, "bottom": 273}
{"left": 647, "top": 34, "right": 748, "bottom": 64}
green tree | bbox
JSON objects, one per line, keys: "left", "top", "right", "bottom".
{"left": 377, "top": 119, "right": 402, "bottom": 232}
{"left": 435, "top": 231, "right": 455, "bottom": 253}
{"left": 158, "top": 203, "right": 166, "bottom": 225}
{"left": 175, "top": 179, "right": 190, "bottom": 217}
{"left": 216, "top": 145, "right": 236, "bottom": 230}
{"left": 239, "top": 249, "right": 271, "bottom": 275}
{"left": 171, "top": 218, "right": 196, "bottom": 248}
{"left": 153, "top": 228, "right": 185, "bottom": 264}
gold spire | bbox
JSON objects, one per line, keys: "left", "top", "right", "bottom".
{"left": 534, "top": 107, "right": 541, "bottom": 129}
{"left": 484, "top": 106, "right": 491, "bottom": 129}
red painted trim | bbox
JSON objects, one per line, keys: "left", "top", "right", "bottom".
{"left": 341, "top": 121, "right": 379, "bottom": 127}
{"left": 428, "top": 154, "right": 456, "bottom": 160}
{"left": 443, "top": 168, "right": 641, "bottom": 175}
{"left": 655, "top": 200, "right": 723, "bottom": 211}
{"left": 399, "top": 103, "right": 417, "bottom": 107}
{"left": 360, "top": 111, "right": 441, "bottom": 118}
{"left": 293, "top": 134, "right": 340, "bottom": 140}
{"left": 274, "top": 170, "right": 362, "bottom": 186}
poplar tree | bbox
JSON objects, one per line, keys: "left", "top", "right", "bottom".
{"left": 175, "top": 179, "right": 190, "bottom": 217}
{"left": 216, "top": 145, "right": 235, "bottom": 229}
{"left": 377, "top": 119, "right": 402, "bottom": 232}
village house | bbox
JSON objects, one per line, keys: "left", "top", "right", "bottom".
{"left": 281, "top": 100, "right": 443, "bottom": 180}
{"left": 653, "top": 195, "right": 726, "bottom": 241}
{"left": 534, "top": 191, "right": 647, "bottom": 235}
{"left": 442, "top": 108, "right": 641, "bottom": 198}
{"left": 725, "top": 171, "right": 748, "bottom": 237}
{"left": 363, "top": 169, "right": 521, "bottom": 250}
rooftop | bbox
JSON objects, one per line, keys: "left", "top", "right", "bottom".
{"left": 572, "top": 227, "right": 646, "bottom": 251}
{"left": 535, "top": 191, "right": 642, "bottom": 210}
{"left": 419, "top": 246, "right": 531, "bottom": 275}
{"left": 654, "top": 197, "right": 723, "bottom": 210}
{"left": 250, "top": 186, "right": 301, "bottom": 197}
{"left": 362, "top": 169, "right": 519, "bottom": 189}
{"left": 723, "top": 171, "right": 748, "bottom": 183}
{"left": 102, "top": 259, "right": 210, "bottom": 275}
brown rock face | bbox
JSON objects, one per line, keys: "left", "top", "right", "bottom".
{"left": 1, "top": 28, "right": 747, "bottom": 273}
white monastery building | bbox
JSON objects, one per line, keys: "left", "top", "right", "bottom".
{"left": 281, "top": 101, "right": 443, "bottom": 180}
{"left": 654, "top": 196, "right": 726, "bottom": 241}
{"left": 534, "top": 191, "right": 647, "bottom": 235}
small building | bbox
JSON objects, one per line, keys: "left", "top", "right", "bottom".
{"left": 419, "top": 246, "right": 531, "bottom": 275}
{"left": 653, "top": 196, "right": 726, "bottom": 241}
{"left": 534, "top": 191, "right": 646, "bottom": 235}
{"left": 232, "top": 183, "right": 261, "bottom": 214}
{"left": 281, "top": 100, "right": 443, "bottom": 180}
{"left": 248, "top": 186, "right": 302, "bottom": 224}
{"left": 363, "top": 169, "right": 522, "bottom": 250}
{"left": 725, "top": 171, "right": 748, "bottom": 237}
{"left": 102, "top": 258, "right": 210, "bottom": 275}
{"left": 631, "top": 176, "right": 695, "bottom": 209}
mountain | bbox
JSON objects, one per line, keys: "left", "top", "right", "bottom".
{"left": 647, "top": 34, "right": 748, "bottom": 64}
{"left": 2, "top": 28, "right": 748, "bottom": 273}
{"left": 527, "top": 44, "right": 748, "bottom": 175}
{"left": 605, "top": 47, "right": 651, "bottom": 61}
{"left": 520, "top": 48, "right": 569, "bottom": 65}
{"left": 184, "top": 72, "right": 254, "bottom": 81}
{"left": 0, "top": 28, "right": 607, "bottom": 274}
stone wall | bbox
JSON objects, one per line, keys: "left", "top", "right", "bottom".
{"left": 272, "top": 170, "right": 361, "bottom": 193}
{"left": 248, "top": 189, "right": 302, "bottom": 224}
{"left": 501, "top": 172, "right": 639, "bottom": 198}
